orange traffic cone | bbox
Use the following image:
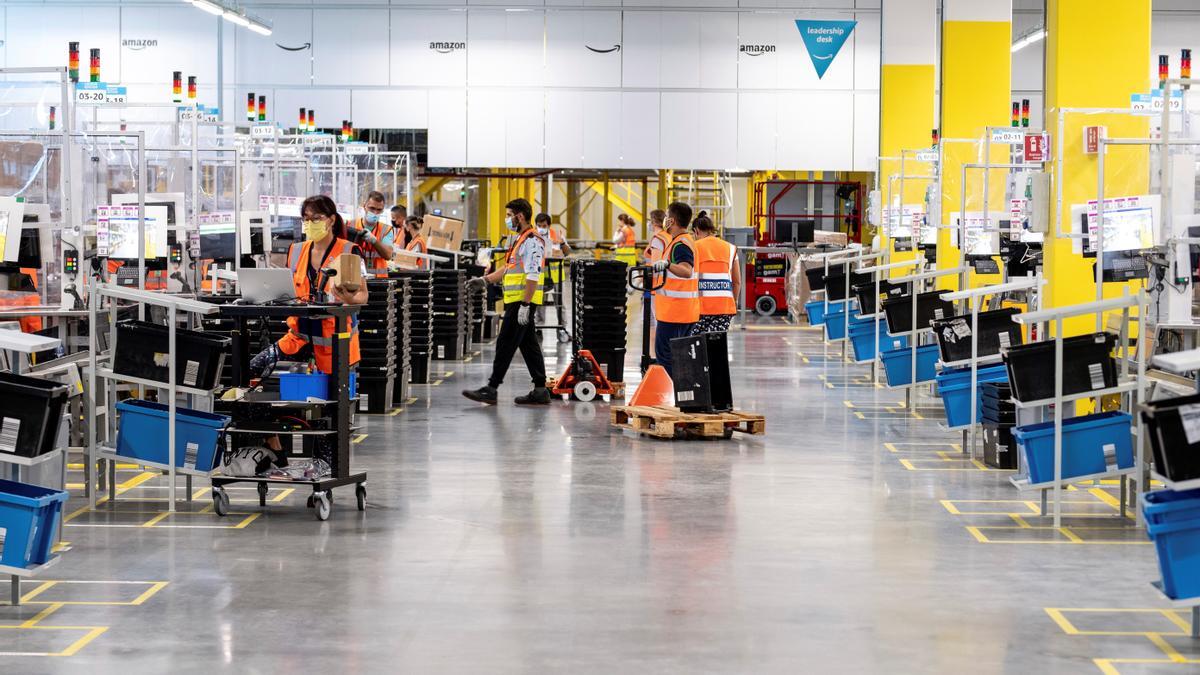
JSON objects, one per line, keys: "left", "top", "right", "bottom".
{"left": 628, "top": 364, "right": 674, "bottom": 408}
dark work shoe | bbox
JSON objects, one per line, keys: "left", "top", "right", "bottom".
{"left": 515, "top": 387, "right": 552, "bottom": 406}
{"left": 462, "top": 386, "right": 498, "bottom": 405}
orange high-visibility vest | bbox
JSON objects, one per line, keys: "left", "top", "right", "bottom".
{"left": 644, "top": 229, "right": 670, "bottom": 263}
{"left": 353, "top": 218, "right": 393, "bottom": 278}
{"left": 405, "top": 234, "right": 428, "bottom": 270}
{"left": 653, "top": 232, "right": 699, "bottom": 324}
{"left": 276, "top": 238, "right": 362, "bottom": 374}
{"left": 695, "top": 236, "right": 737, "bottom": 316}
{"left": 619, "top": 224, "right": 636, "bottom": 247}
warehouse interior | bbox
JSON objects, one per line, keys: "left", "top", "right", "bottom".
{"left": 1, "top": 0, "right": 1200, "bottom": 672}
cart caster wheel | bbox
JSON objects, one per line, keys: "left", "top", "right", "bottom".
{"left": 314, "top": 492, "right": 331, "bottom": 521}
{"left": 213, "top": 488, "right": 230, "bottom": 517}
{"left": 257, "top": 483, "right": 268, "bottom": 506}
{"left": 574, "top": 380, "right": 597, "bottom": 402}
{"left": 356, "top": 484, "right": 366, "bottom": 511}
{"left": 755, "top": 295, "right": 777, "bottom": 317}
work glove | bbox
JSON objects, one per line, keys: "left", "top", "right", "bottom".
{"left": 517, "top": 303, "right": 533, "bottom": 326}
{"left": 467, "top": 276, "right": 487, "bottom": 291}
{"left": 345, "top": 227, "right": 366, "bottom": 243}
{"left": 652, "top": 259, "right": 669, "bottom": 272}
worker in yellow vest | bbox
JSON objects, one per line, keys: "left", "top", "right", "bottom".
{"left": 651, "top": 202, "right": 699, "bottom": 374}
{"left": 463, "top": 198, "right": 550, "bottom": 406}
{"left": 691, "top": 211, "right": 741, "bottom": 334}
{"left": 612, "top": 213, "right": 638, "bottom": 268}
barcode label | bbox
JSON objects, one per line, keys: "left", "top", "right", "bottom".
{"left": 184, "top": 441, "right": 199, "bottom": 470}
{"left": 183, "top": 360, "right": 200, "bottom": 387}
{"left": 0, "top": 417, "right": 19, "bottom": 454}
{"left": 438, "top": 344, "right": 445, "bottom": 358}
{"left": 934, "top": 308, "right": 945, "bottom": 320}
{"left": 361, "top": 393, "right": 370, "bottom": 410}
{"left": 1088, "top": 363, "right": 1105, "bottom": 390}
{"left": 1179, "top": 404, "right": 1200, "bottom": 445}
{"left": 677, "top": 390, "right": 695, "bottom": 402}
{"left": 998, "top": 332, "right": 1011, "bottom": 349}
{"left": 951, "top": 319, "right": 971, "bottom": 338}
{"left": 1102, "top": 443, "right": 1117, "bottom": 469}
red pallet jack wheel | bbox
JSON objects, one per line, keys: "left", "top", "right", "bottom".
{"left": 551, "top": 349, "right": 616, "bottom": 402}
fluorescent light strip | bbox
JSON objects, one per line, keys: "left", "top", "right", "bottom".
{"left": 223, "top": 11, "right": 251, "bottom": 27}
{"left": 190, "top": 0, "right": 225, "bottom": 16}
{"left": 247, "top": 22, "right": 272, "bottom": 36}
{"left": 1011, "top": 28, "right": 1046, "bottom": 53}
{"left": 184, "top": 0, "right": 272, "bottom": 35}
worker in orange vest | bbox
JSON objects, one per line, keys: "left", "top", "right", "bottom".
{"left": 401, "top": 216, "right": 428, "bottom": 270}
{"left": 691, "top": 211, "right": 741, "bottom": 334}
{"left": 345, "top": 190, "right": 395, "bottom": 278}
{"left": 641, "top": 209, "right": 669, "bottom": 265}
{"left": 249, "top": 195, "right": 367, "bottom": 377}
{"left": 651, "top": 202, "right": 699, "bottom": 375}
{"left": 612, "top": 213, "right": 638, "bottom": 267}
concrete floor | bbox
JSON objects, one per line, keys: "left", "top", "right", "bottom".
{"left": 1, "top": 314, "right": 1193, "bottom": 673}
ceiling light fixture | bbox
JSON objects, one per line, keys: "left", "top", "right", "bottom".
{"left": 1011, "top": 27, "right": 1046, "bottom": 53}
{"left": 190, "top": 0, "right": 225, "bottom": 16}
{"left": 223, "top": 11, "right": 251, "bottom": 28}
{"left": 184, "top": 0, "right": 272, "bottom": 36}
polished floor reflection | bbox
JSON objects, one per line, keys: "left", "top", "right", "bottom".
{"left": 1, "top": 317, "right": 1179, "bottom": 673}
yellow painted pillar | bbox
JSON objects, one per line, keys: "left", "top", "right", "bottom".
{"left": 602, "top": 173, "right": 613, "bottom": 241}
{"left": 484, "top": 175, "right": 503, "bottom": 244}
{"left": 1045, "top": 0, "right": 1150, "bottom": 336}
{"left": 879, "top": 0, "right": 936, "bottom": 271}
{"left": 938, "top": 0, "right": 1012, "bottom": 290}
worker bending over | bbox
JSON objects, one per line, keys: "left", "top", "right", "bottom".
{"left": 613, "top": 213, "right": 639, "bottom": 268}
{"left": 346, "top": 190, "right": 395, "bottom": 278}
{"left": 652, "top": 202, "right": 699, "bottom": 375}
{"left": 691, "top": 211, "right": 741, "bottom": 333}
{"left": 462, "top": 198, "right": 550, "bottom": 406}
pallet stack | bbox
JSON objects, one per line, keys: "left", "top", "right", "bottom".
{"left": 571, "top": 259, "right": 629, "bottom": 383}
{"left": 390, "top": 276, "right": 412, "bottom": 407}
{"left": 432, "top": 268, "right": 467, "bottom": 361}
{"left": 358, "top": 279, "right": 397, "bottom": 413}
{"left": 393, "top": 270, "right": 433, "bottom": 384}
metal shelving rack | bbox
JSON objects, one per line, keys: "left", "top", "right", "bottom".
{"left": 1006, "top": 292, "right": 1147, "bottom": 528}
{"left": 85, "top": 284, "right": 222, "bottom": 512}
{"left": 856, "top": 259, "right": 919, "bottom": 382}
{"left": 883, "top": 266, "right": 966, "bottom": 408}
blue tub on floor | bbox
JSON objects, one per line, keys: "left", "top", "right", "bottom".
{"left": 849, "top": 320, "right": 909, "bottom": 363}
{"left": 1013, "top": 411, "right": 1135, "bottom": 485}
{"left": 935, "top": 364, "right": 1010, "bottom": 428}
{"left": 880, "top": 344, "right": 940, "bottom": 387}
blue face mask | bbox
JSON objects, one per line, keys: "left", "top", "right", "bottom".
{"left": 364, "top": 212, "right": 380, "bottom": 225}
{"left": 506, "top": 216, "right": 519, "bottom": 232}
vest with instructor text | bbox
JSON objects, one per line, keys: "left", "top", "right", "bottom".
{"left": 695, "top": 236, "right": 737, "bottom": 316}
{"left": 654, "top": 232, "right": 699, "bottom": 324}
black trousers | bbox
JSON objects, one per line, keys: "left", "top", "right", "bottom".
{"left": 488, "top": 302, "right": 547, "bottom": 389}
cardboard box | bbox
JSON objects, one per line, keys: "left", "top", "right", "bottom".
{"left": 424, "top": 215, "right": 466, "bottom": 254}
{"left": 329, "top": 253, "right": 362, "bottom": 292}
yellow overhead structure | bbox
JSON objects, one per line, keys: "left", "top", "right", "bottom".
{"left": 583, "top": 178, "right": 643, "bottom": 226}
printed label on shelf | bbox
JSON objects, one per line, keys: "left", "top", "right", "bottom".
{"left": 998, "top": 331, "right": 1011, "bottom": 349}
{"left": 184, "top": 360, "right": 200, "bottom": 387}
{"left": 438, "top": 345, "right": 445, "bottom": 358}
{"left": 250, "top": 124, "right": 276, "bottom": 139}
{"left": 361, "top": 393, "right": 369, "bottom": 410}
{"left": 1088, "top": 363, "right": 1105, "bottom": 390}
{"left": 934, "top": 308, "right": 945, "bottom": 320}
{"left": 990, "top": 129, "right": 1025, "bottom": 145}
{"left": 0, "top": 417, "right": 18, "bottom": 453}
{"left": 950, "top": 319, "right": 971, "bottom": 339}
{"left": 1102, "top": 443, "right": 1117, "bottom": 469}
{"left": 1179, "top": 404, "right": 1200, "bottom": 445}
{"left": 76, "top": 82, "right": 107, "bottom": 105}
{"left": 104, "top": 86, "right": 127, "bottom": 105}
{"left": 677, "top": 390, "right": 695, "bottom": 402}
{"left": 184, "top": 442, "right": 198, "bottom": 470}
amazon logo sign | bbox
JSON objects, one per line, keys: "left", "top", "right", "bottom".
{"left": 276, "top": 42, "right": 311, "bottom": 52}
{"left": 585, "top": 44, "right": 620, "bottom": 54}
{"left": 429, "top": 41, "right": 466, "bottom": 54}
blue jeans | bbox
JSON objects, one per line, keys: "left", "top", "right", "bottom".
{"left": 654, "top": 320, "right": 694, "bottom": 376}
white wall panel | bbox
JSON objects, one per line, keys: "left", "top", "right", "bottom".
{"left": 581, "top": 91, "right": 621, "bottom": 168}
{"left": 545, "top": 11, "right": 622, "bottom": 88}
{"left": 736, "top": 12, "right": 779, "bottom": 89}
{"left": 777, "top": 91, "right": 853, "bottom": 170}
{"left": 699, "top": 92, "right": 738, "bottom": 169}
{"left": 5, "top": 6, "right": 121, "bottom": 77}
{"left": 352, "top": 89, "right": 429, "bottom": 129}
{"left": 428, "top": 89, "right": 467, "bottom": 167}
{"left": 313, "top": 10, "right": 389, "bottom": 86}
{"left": 273, "top": 88, "right": 351, "bottom": 128}
{"left": 391, "top": 10, "right": 468, "bottom": 88}
{"left": 852, "top": 91, "right": 879, "bottom": 172}
{"left": 467, "top": 10, "right": 544, "bottom": 88}
{"left": 119, "top": 7, "right": 216, "bottom": 86}
{"left": 466, "top": 89, "right": 506, "bottom": 166}
{"left": 545, "top": 90, "right": 584, "bottom": 166}
{"left": 235, "top": 9, "right": 312, "bottom": 87}
{"left": 506, "top": 90, "right": 545, "bottom": 167}
{"left": 660, "top": 92, "right": 699, "bottom": 168}
{"left": 852, "top": 13, "right": 880, "bottom": 90}
{"left": 738, "top": 93, "right": 777, "bottom": 169}
{"left": 620, "top": 92, "right": 660, "bottom": 169}
{"left": 659, "top": 13, "right": 700, "bottom": 88}
{"left": 621, "top": 11, "right": 661, "bottom": 88}
{"left": 699, "top": 13, "right": 738, "bottom": 89}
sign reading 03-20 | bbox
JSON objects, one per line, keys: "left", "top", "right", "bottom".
{"left": 795, "top": 20, "right": 857, "bottom": 79}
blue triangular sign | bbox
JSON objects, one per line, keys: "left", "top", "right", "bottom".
{"left": 796, "top": 20, "right": 857, "bottom": 79}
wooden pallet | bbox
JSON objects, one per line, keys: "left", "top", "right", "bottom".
{"left": 610, "top": 405, "right": 765, "bottom": 439}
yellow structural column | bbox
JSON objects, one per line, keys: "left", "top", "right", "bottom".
{"left": 938, "top": 0, "right": 1012, "bottom": 291}
{"left": 1045, "top": 0, "right": 1150, "bottom": 336}
{"left": 879, "top": 0, "right": 936, "bottom": 270}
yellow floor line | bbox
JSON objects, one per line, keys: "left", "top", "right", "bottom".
{"left": 352, "top": 433, "right": 368, "bottom": 444}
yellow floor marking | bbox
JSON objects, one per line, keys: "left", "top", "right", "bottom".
{"left": 18, "top": 580, "right": 169, "bottom": 606}
{"left": 66, "top": 463, "right": 140, "bottom": 470}
{"left": 1147, "top": 633, "right": 1188, "bottom": 663}
{"left": 1010, "top": 514, "right": 1032, "bottom": 528}
{"left": 432, "top": 379, "right": 443, "bottom": 386}
{"left": 20, "top": 603, "right": 64, "bottom": 627}
{"left": 140, "top": 512, "right": 171, "bottom": 528}
{"left": 966, "top": 526, "right": 1149, "bottom": 545}
{"left": 352, "top": 433, "right": 368, "bottom": 444}
{"left": 442, "top": 371, "right": 454, "bottom": 377}
{"left": 1058, "top": 527, "right": 1085, "bottom": 543}
{"left": 1088, "top": 487, "right": 1127, "bottom": 513}
{"left": 389, "top": 407, "right": 404, "bottom": 416}
{"left": 18, "top": 582, "right": 57, "bottom": 604}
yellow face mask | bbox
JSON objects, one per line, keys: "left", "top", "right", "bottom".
{"left": 302, "top": 219, "right": 329, "bottom": 241}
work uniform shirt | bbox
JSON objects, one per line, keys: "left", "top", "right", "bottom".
{"left": 515, "top": 230, "right": 546, "bottom": 282}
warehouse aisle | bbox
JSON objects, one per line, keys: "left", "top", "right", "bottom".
{"left": 3, "top": 320, "right": 1175, "bottom": 673}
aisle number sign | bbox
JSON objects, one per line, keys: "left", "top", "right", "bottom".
{"left": 250, "top": 123, "right": 276, "bottom": 139}
{"left": 76, "top": 82, "right": 107, "bottom": 105}
{"left": 1130, "top": 90, "right": 1183, "bottom": 112}
{"left": 990, "top": 129, "right": 1024, "bottom": 145}
{"left": 104, "top": 86, "right": 127, "bottom": 105}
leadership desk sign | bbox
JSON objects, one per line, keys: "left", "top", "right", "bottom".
{"left": 796, "top": 20, "right": 857, "bottom": 79}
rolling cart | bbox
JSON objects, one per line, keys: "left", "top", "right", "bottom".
{"left": 212, "top": 303, "right": 366, "bottom": 521}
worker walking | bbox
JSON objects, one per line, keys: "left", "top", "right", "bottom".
{"left": 642, "top": 209, "right": 669, "bottom": 264}
{"left": 462, "top": 198, "right": 550, "bottom": 406}
{"left": 346, "top": 190, "right": 396, "bottom": 278}
{"left": 652, "top": 202, "right": 699, "bottom": 375}
{"left": 691, "top": 211, "right": 741, "bottom": 333}
{"left": 613, "top": 214, "right": 639, "bottom": 268}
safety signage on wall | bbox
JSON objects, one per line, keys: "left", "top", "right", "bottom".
{"left": 1023, "top": 133, "right": 1049, "bottom": 163}
{"left": 795, "top": 20, "right": 856, "bottom": 79}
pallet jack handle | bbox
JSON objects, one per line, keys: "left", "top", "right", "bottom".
{"left": 628, "top": 265, "right": 666, "bottom": 375}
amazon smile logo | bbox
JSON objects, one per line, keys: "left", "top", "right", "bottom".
{"left": 585, "top": 44, "right": 621, "bottom": 54}
{"left": 276, "top": 42, "right": 312, "bottom": 52}
{"left": 122, "top": 38, "right": 158, "bottom": 51}
{"left": 739, "top": 44, "right": 775, "bottom": 56}
{"left": 429, "top": 41, "right": 466, "bottom": 54}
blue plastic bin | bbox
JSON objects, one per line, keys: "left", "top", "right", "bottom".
{"left": 1013, "top": 411, "right": 1135, "bottom": 485}
{"left": 849, "top": 320, "right": 909, "bottom": 363}
{"left": 1143, "top": 489, "right": 1200, "bottom": 526}
{"left": 279, "top": 371, "right": 358, "bottom": 401}
{"left": 824, "top": 305, "right": 866, "bottom": 342}
{"left": 805, "top": 301, "right": 829, "bottom": 326}
{"left": 0, "top": 478, "right": 68, "bottom": 569}
{"left": 1146, "top": 516, "right": 1200, "bottom": 600}
{"left": 114, "top": 399, "right": 229, "bottom": 472}
{"left": 936, "top": 364, "right": 1010, "bottom": 428}
{"left": 880, "top": 344, "right": 940, "bottom": 387}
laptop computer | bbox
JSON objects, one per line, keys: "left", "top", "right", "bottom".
{"left": 238, "top": 268, "right": 298, "bottom": 304}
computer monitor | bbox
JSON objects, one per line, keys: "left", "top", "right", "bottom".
{"left": 199, "top": 221, "right": 237, "bottom": 260}
{"left": 239, "top": 211, "right": 269, "bottom": 256}
{"left": 111, "top": 193, "right": 184, "bottom": 226}
{"left": 103, "top": 204, "right": 168, "bottom": 260}
{"left": 271, "top": 216, "right": 300, "bottom": 254}
{"left": 771, "top": 219, "right": 815, "bottom": 245}
{"left": 1081, "top": 198, "right": 1159, "bottom": 257}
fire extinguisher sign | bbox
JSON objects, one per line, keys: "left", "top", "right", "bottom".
{"left": 1023, "top": 133, "right": 1049, "bottom": 163}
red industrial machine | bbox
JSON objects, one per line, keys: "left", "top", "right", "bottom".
{"left": 746, "top": 179, "right": 863, "bottom": 316}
